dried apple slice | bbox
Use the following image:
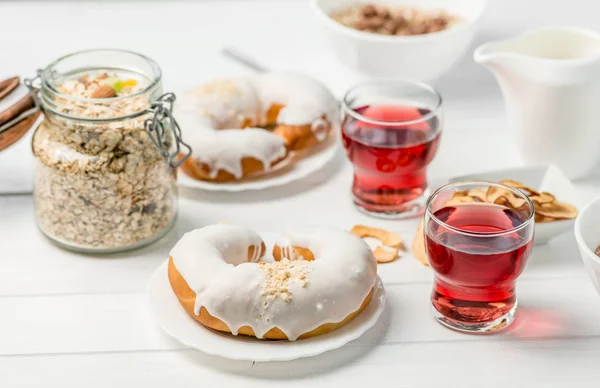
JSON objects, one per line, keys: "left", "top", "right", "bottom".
{"left": 535, "top": 213, "right": 555, "bottom": 223}
{"left": 486, "top": 186, "right": 527, "bottom": 209}
{"left": 530, "top": 192, "right": 556, "bottom": 204}
{"left": 373, "top": 246, "right": 399, "bottom": 263}
{"left": 467, "top": 187, "right": 487, "bottom": 202}
{"left": 412, "top": 220, "right": 429, "bottom": 267}
{"left": 494, "top": 196, "right": 510, "bottom": 208}
{"left": 439, "top": 179, "right": 577, "bottom": 224}
{"left": 501, "top": 194, "right": 526, "bottom": 209}
{"left": 486, "top": 185, "right": 510, "bottom": 203}
{"left": 452, "top": 190, "right": 471, "bottom": 198}
{"left": 499, "top": 180, "right": 540, "bottom": 196}
{"left": 350, "top": 225, "right": 403, "bottom": 248}
{"left": 444, "top": 195, "right": 475, "bottom": 207}
{"left": 534, "top": 201, "right": 578, "bottom": 219}
{"left": 350, "top": 225, "right": 403, "bottom": 263}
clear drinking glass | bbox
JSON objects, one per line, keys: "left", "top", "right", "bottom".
{"left": 341, "top": 80, "right": 443, "bottom": 218}
{"left": 425, "top": 181, "right": 535, "bottom": 333}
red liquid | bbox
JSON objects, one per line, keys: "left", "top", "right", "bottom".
{"left": 426, "top": 204, "right": 533, "bottom": 325}
{"left": 342, "top": 105, "right": 441, "bottom": 213}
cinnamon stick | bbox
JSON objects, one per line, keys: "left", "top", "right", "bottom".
{"left": 0, "top": 111, "right": 40, "bottom": 152}
{"left": 0, "top": 93, "right": 35, "bottom": 126}
{"left": 0, "top": 77, "right": 19, "bottom": 101}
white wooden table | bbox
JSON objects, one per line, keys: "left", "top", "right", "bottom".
{"left": 2, "top": 1, "right": 600, "bottom": 386}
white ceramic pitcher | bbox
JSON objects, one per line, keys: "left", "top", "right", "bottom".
{"left": 474, "top": 27, "right": 600, "bottom": 180}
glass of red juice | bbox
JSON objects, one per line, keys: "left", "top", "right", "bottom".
{"left": 341, "top": 80, "right": 443, "bottom": 218}
{"left": 425, "top": 181, "right": 535, "bottom": 333}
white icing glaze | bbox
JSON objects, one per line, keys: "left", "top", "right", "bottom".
{"left": 179, "top": 78, "right": 259, "bottom": 129}
{"left": 250, "top": 73, "right": 340, "bottom": 127}
{"left": 183, "top": 127, "right": 287, "bottom": 179}
{"left": 170, "top": 225, "right": 377, "bottom": 341}
{"left": 177, "top": 72, "right": 339, "bottom": 179}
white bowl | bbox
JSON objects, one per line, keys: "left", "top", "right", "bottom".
{"left": 451, "top": 164, "right": 582, "bottom": 245}
{"left": 575, "top": 196, "right": 600, "bottom": 296}
{"left": 310, "top": 0, "right": 487, "bottom": 80}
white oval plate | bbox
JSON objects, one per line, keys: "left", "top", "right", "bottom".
{"left": 146, "top": 238, "right": 386, "bottom": 361}
{"left": 177, "top": 133, "right": 340, "bottom": 192}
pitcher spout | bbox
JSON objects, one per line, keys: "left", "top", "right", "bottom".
{"left": 476, "top": 27, "right": 600, "bottom": 67}
{"left": 473, "top": 41, "right": 509, "bottom": 67}
{"left": 476, "top": 27, "right": 600, "bottom": 84}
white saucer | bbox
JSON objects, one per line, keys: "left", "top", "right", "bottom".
{"left": 177, "top": 133, "right": 340, "bottom": 192}
{"left": 146, "top": 240, "right": 386, "bottom": 361}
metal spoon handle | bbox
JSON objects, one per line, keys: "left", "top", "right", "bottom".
{"left": 221, "top": 47, "right": 269, "bottom": 73}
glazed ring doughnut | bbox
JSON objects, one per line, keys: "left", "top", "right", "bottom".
{"left": 177, "top": 73, "right": 338, "bottom": 182}
{"left": 168, "top": 224, "right": 377, "bottom": 341}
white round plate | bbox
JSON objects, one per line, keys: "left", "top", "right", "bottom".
{"left": 177, "top": 133, "right": 340, "bottom": 192}
{"left": 146, "top": 235, "right": 386, "bottom": 362}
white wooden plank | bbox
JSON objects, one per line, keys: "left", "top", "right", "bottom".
{"left": 0, "top": 196, "right": 586, "bottom": 296}
{"left": 2, "top": 337, "right": 600, "bottom": 388}
{"left": 1, "top": 278, "right": 599, "bottom": 356}
{"left": 0, "top": 0, "right": 599, "bottom": 386}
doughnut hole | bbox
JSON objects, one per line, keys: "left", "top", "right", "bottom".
{"left": 272, "top": 245, "right": 316, "bottom": 261}
{"left": 248, "top": 242, "right": 267, "bottom": 262}
{"left": 274, "top": 124, "right": 318, "bottom": 150}
{"left": 266, "top": 103, "right": 285, "bottom": 124}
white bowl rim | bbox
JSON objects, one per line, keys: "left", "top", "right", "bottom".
{"left": 309, "top": 0, "right": 488, "bottom": 43}
{"left": 574, "top": 195, "right": 600, "bottom": 265}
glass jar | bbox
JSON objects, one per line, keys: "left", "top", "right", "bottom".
{"left": 29, "top": 49, "right": 190, "bottom": 253}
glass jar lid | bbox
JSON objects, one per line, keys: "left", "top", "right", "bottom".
{"left": 26, "top": 49, "right": 191, "bottom": 167}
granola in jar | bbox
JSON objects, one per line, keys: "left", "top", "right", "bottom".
{"left": 31, "top": 50, "right": 188, "bottom": 253}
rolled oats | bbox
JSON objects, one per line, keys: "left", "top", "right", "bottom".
{"left": 33, "top": 71, "right": 177, "bottom": 252}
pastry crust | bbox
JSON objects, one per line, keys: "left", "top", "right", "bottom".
{"left": 274, "top": 121, "right": 330, "bottom": 151}
{"left": 180, "top": 153, "right": 288, "bottom": 182}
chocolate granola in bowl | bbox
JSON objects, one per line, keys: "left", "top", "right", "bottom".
{"left": 331, "top": 3, "right": 459, "bottom": 36}
{"left": 31, "top": 50, "right": 187, "bottom": 253}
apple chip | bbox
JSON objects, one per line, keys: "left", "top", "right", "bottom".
{"left": 412, "top": 220, "right": 429, "bottom": 267}
{"left": 350, "top": 225, "right": 403, "bottom": 263}
{"left": 452, "top": 190, "right": 471, "bottom": 198}
{"left": 530, "top": 192, "right": 555, "bottom": 204}
{"left": 535, "top": 214, "right": 556, "bottom": 223}
{"left": 373, "top": 246, "right": 399, "bottom": 263}
{"left": 499, "top": 180, "right": 540, "bottom": 196}
{"left": 444, "top": 195, "right": 475, "bottom": 207}
{"left": 467, "top": 187, "right": 487, "bottom": 202}
{"left": 485, "top": 186, "right": 527, "bottom": 209}
{"left": 350, "top": 225, "right": 403, "bottom": 247}
{"left": 534, "top": 201, "right": 578, "bottom": 219}
{"left": 485, "top": 185, "right": 509, "bottom": 203}
{"left": 442, "top": 179, "right": 577, "bottom": 223}
{"left": 500, "top": 193, "right": 527, "bottom": 209}
{"left": 493, "top": 196, "right": 510, "bottom": 208}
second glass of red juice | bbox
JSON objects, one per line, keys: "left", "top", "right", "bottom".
{"left": 341, "top": 80, "right": 443, "bottom": 218}
{"left": 425, "top": 181, "right": 535, "bottom": 333}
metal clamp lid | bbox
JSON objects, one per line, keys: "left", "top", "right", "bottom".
{"left": 144, "top": 92, "right": 192, "bottom": 168}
